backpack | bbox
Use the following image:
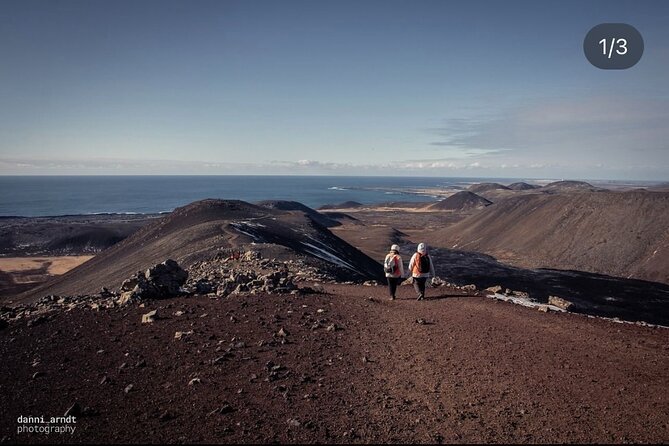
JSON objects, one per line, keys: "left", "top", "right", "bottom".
{"left": 416, "top": 253, "right": 430, "bottom": 274}
{"left": 384, "top": 255, "right": 397, "bottom": 274}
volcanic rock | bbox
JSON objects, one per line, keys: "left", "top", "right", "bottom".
{"left": 141, "top": 310, "right": 158, "bottom": 324}
{"left": 549, "top": 295, "right": 575, "bottom": 311}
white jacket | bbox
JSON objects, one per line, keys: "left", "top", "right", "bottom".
{"left": 383, "top": 253, "right": 405, "bottom": 278}
{"left": 408, "top": 252, "right": 435, "bottom": 278}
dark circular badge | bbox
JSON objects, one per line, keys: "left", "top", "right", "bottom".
{"left": 584, "top": 23, "right": 644, "bottom": 69}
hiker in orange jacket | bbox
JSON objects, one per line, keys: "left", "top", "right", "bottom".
{"left": 407, "top": 242, "right": 436, "bottom": 300}
{"left": 383, "top": 244, "right": 405, "bottom": 300}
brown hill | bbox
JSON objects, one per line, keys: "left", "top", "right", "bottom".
{"left": 467, "top": 182, "right": 510, "bottom": 193}
{"left": 432, "top": 190, "right": 669, "bottom": 284}
{"left": 427, "top": 191, "right": 492, "bottom": 211}
{"left": 16, "top": 200, "right": 384, "bottom": 303}
{"left": 541, "top": 180, "right": 601, "bottom": 193}
{"left": 507, "top": 182, "right": 539, "bottom": 190}
{"left": 256, "top": 200, "right": 340, "bottom": 228}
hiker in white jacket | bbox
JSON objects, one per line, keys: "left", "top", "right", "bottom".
{"left": 383, "top": 244, "right": 405, "bottom": 300}
{"left": 407, "top": 242, "right": 436, "bottom": 300}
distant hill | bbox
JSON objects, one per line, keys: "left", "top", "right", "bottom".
{"left": 467, "top": 183, "right": 510, "bottom": 193}
{"left": 256, "top": 200, "right": 340, "bottom": 228}
{"left": 427, "top": 191, "right": 492, "bottom": 211}
{"left": 433, "top": 190, "right": 669, "bottom": 284}
{"left": 507, "top": 182, "right": 539, "bottom": 191}
{"left": 17, "top": 200, "right": 384, "bottom": 302}
{"left": 541, "top": 180, "right": 601, "bottom": 193}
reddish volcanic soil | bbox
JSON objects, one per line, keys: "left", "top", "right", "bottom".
{"left": 1, "top": 284, "right": 668, "bottom": 444}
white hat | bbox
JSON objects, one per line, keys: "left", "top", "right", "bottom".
{"left": 390, "top": 244, "right": 400, "bottom": 253}
{"left": 417, "top": 243, "right": 427, "bottom": 254}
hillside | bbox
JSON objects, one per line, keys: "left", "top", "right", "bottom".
{"left": 15, "top": 200, "right": 383, "bottom": 303}
{"left": 467, "top": 182, "right": 510, "bottom": 193}
{"left": 433, "top": 190, "right": 669, "bottom": 284}
{"left": 541, "top": 180, "right": 600, "bottom": 193}
{"left": 256, "top": 200, "right": 340, "bottom": 228}
{"left": 508, "top": 182, "right": 539, "bottom": 190}
{"left": 427, "top": 191, "right": 492, "bottom": 211}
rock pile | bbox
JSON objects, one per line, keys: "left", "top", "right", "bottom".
{"left": 184, "top": 251, "right": 333, "bottom": 298}
{"left": 118, "top": 259, "right": 188, "bottom": 305}
{"left": 2, "top": 252, "right": 333, "bottom": 327}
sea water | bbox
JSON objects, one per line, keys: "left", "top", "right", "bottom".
{"left": 0, "top": 175, "right": 506, "bottom": 217}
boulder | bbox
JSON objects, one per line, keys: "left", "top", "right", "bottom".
{"left": 118, "top": 260, "right": 188, "bottom": 304}
{"left": 548, "top": 295, "right": 575, "bottom": 311}
{"left": 145, "top": 259, "right": 188, "bottom": 296}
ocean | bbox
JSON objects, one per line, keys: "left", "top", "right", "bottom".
{"left": 0, "top": 175, "right": 509, "bottom": 217}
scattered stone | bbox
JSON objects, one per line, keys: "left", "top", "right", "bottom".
{"left": 549, "top": 295, "right": 575, "bottom": 311}
{"left": 277, "top": 328, "right": 289, "bottom": 338}
{"left": 430, "top": 276, "right": 446, "bottom": 287}
{"left": 31, "top": 371, "right": 44, "bottom": 379}
{"left": 124, "top": 384, "right": 134, "bottom": 394}
{"left": 208, "top": 404, "right": 234, "bottom": 416}
{"left": 326, "top": 323, "right": 339, "bottom": 332}
{"left": 174, "top": 311, "right": 185, "bottom": 317}
{"left": 64, "top": 403, "right": 81, "bottom": 417}
{"left": 287, "top": 418, "right": 301, "bottom": 427}
{"left": 486, "top": 285, "right": 503, "bottom": 293}
{"left": 188, "top": 378, "right": 201, "bottom": 386}
{"left": 141, "top": 310, "right": 159, "bottom": 324}
{"left": 212, "top": 353, "right": 233, "bottom": 365}
{"left": 462, "top": 284, "right": 477, "bottom": 291}
{"left": 174, "top": 330, "right": 194, "bottom": 340}
{"left": 537, "top": 305, "right": 550, "bottom": 313}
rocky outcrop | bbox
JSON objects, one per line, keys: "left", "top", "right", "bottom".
{"left": 183, "top": 250, "right": 335, "bottom": 298}
{"left": 548, "top": 295, "right": 576, "bottom": 311}
{"left": 118, "top": 259, "right": 188, "bottom": 305}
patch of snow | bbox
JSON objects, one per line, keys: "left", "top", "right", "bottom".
{"left": 230, "top": 222, "right": 265, "bottom": 242}
{"left": 300, "top": 242, "right": 356, "bottom": 271}
{"left": 488, "top": 292, "right": 565, "bottom": 312}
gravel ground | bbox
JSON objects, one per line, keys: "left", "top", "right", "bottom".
{"left": 1, "top": 284, "right": 668, "bottom": 444}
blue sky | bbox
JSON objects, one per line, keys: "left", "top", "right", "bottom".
{"left": 0, "top": 0, "right": 667, "bottom": 179}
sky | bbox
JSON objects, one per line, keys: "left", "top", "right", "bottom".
{"left": 0, "top": 0, "right": 668, "bottom": 180}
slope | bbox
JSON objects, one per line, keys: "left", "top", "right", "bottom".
{"left": 433, "top": 190, "right": 669, "bottom": 284}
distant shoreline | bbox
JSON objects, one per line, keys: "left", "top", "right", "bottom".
{"left": 0, "top": 176, "right": 665, "bottom": 218}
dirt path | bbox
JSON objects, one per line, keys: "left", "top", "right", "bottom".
{"left": 1, "top": 284, "right": 667, "bottom": 443}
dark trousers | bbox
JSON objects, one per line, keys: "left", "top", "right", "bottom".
{"left": 413, "top": 277, "right": 427, "bottom": 298}
{"left": 387, "top": 277, "right": 400, "bottom": 298}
